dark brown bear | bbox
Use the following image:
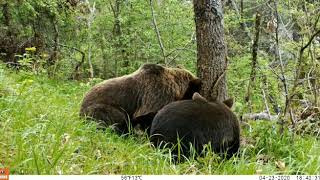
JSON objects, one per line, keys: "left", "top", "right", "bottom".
{"left": 150, "top": 92, "right": 240, "bottom": 159}
{"left": 80, "top": 64, "right": 202, "bottom": 134}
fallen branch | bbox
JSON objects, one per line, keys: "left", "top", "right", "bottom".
{"left": 243, "top": 112, "right": 278, "bottom": 121}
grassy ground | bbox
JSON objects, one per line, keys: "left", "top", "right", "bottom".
{"left": 0, "top": 66, "right": 319, "bottom": 174}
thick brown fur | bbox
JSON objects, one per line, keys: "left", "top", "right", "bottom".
{"left": 79, "top": 64, "right": 201, "bottom": 134}
{"left": 150, "top": 93, "right": 240, "bottom": 159}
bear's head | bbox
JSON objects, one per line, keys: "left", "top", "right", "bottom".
{"left": 165, "top": 67, "right": 202, "bottom": 100}
{"left": 139, "top": 64, "right": 202, "bottom": 100}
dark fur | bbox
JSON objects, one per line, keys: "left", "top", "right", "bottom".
{"left": 150, "top": 93, "right": 240, "bottom": 159}
{"left": 80, "top": 64, "right": 201, "bottom": 133}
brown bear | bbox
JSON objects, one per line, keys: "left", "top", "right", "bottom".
{"left": 80, "top": 63, "right": 202, "bottom": 134}
{"left": 150, "top": 92, "right": 240, "bottom": 159}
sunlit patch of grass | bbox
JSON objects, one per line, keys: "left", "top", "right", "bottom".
{"left": 1, "top": 65, "right": 319, "bottom": 174}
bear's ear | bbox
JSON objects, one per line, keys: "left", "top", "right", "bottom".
{"left": 192, "top": 92, "right": 207, "bottom": 102}
{"left": 223, "top": 98, "right": 234, "bottom": 108}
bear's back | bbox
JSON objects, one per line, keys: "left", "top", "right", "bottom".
{"left": 150, "top": 99, "right": 239, "bottom": 156}
{"left": 151, "top": 100, "right": 236, "bottom": 132}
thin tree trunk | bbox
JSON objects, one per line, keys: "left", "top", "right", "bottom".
{"left": 273, "top": 0, "right": 291, "bottom": 134}
{"left": 2, "top": 2, "right": 14, "bottom": 62}
{"left": 88, "top": 45, "right": 94, "bottom": 78}
{"left": 56, "top": 43, "right": 85, "bottom": 80}
{"left": 121, "top": 2, "right": 133, "bottom": 73}
{"left": 53, "top": 22, "right": 59, "bottom": 62}
{"left": 230, "top": 0, "right": 252, "bottom": 40}
{"left": 3, "top": 3, "right": 11, "bottom": 28}
{"left": 193, "top": 0, "right": 227, "bottom": 101}
{"left": 245, "top": 13, "right": 261, "bottom": 112}
{"left": 150, "top": 0, "right": 166, "bottom": 64}
{"left": 87, "top": 2, "right": 96, "bottom": 79}
{"left": 240, "top": 0, "right": 244, "bottom": 20}
{"left": 49, "top": 21, "right": 59, "bottom": 67}
{"left": 261, "top": 78, "right": 271, "bottom": 120}
{"left": 99, "top": 36, "right": 109, "bottom": 78}
{"left": 110, "top": 0, "right": 122, "bottom": 76}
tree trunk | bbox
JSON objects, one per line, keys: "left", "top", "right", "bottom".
{"left": 111, "top": 0, "right": 122, "bottom": 76}
{"left": 193, "top": 0, "right": 227, "bottom": 101}
{"left": 245, "top": 13, "right": 261, "bottom": 112}
{"left": 3, "top": 3, "right": 11, "bottom": 28}
{"left": 48, "top": 20, "right": 59, "bottom": 67}
{"left": 2, "top": 2, "right": 15, "bottom": 62}
{"left": 240, "top": 0, "right": 244, "bottom": 29}
{"left": 87, "top": 2, "right": 96, "bottom": 79}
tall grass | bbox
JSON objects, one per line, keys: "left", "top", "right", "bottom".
{"left": 0, "top": 66, "right": 319, "bottom": 174}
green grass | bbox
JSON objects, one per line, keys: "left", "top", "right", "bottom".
{"left": 0, "top": 65, "right": 319, "bottom": 174}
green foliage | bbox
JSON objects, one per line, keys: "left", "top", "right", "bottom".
{"left": 1, "top": 0, "right": 198, "bottom": 79}
{"left": 15, "top": 47, "right": 47, "bottom": 74}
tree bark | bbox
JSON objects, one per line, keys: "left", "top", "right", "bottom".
{"left": 193, "top": 0, "right": 227, "bottom": 101}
